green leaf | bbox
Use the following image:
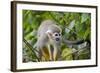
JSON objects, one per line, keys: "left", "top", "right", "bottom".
{"left": 83, "top": 28, "right": 90, "bottom": 40}
{"left": 78, "top": 49, "right": 90, "bottom": 59}
{"left": 61, "top": 48, "right": 73, "bottom": 60}
{"left": 65, "top": 20, "right": 75, "bottom": 33}
{"left": 81, "top": 13, "right": 89, "bottom": 23}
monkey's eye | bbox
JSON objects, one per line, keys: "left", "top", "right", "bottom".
{"left": 59, "top": 33, "right": 61, "bottom": 36}
{"left": 55, "top": 33, "right": 58, "bottom": 36}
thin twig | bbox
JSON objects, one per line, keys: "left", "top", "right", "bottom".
{"left": 23, "top": 38, "right": 40, "bottom": 61}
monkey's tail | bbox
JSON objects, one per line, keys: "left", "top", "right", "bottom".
{"left": 62, "top": 38, "right": 84, "bottom": 45}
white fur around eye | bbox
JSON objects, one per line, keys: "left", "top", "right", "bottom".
{"left": 53, "top": 32, "right": 58, "bottom": 37}
{"left": 55, "top": 33, "right": 58, "bottom": 36}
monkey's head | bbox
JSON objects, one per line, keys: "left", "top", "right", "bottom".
{"left": 46, "top": 25, "right": 62, "bottom": 45}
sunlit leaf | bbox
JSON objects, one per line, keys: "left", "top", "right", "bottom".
{"left": 61, "top": 48, "right": 73, "bottom": 60}
{"left": 83, "top": 28, "right": 90, "bottom": 40}
{"left": 65, "top": 20, "right": 75, "bottom": 33}
{"left": 81, "top": 13, "right": 89, "bottom": 23}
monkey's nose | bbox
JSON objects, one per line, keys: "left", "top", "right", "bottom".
{"left": 56, "top": 38, "right": 60, "bottom": 41}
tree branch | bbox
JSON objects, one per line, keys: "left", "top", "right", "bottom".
{"left": 23, "top": 38, "right": 40, "bottom": 61}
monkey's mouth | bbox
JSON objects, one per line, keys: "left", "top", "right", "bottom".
{"left": 55, "top": 38, "right": 60, "bottom": 41}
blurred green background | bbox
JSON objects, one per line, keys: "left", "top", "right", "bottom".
{"left": 23, "top": 10, "right": 91, "bottom": 62}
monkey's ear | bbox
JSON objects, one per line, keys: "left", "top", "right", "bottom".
{"left": 46, "top": 30, "right": 53, "bottom": 36}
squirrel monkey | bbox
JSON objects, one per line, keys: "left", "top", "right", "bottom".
{"left": 34, "top": 20, "right": 62, "bottom": 61}
{"left": 34, "top": 20, "right": 84, "bottom": 61}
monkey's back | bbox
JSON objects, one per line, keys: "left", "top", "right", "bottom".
{"left": 37, "top": 20, "right": 56, "bottom": 37}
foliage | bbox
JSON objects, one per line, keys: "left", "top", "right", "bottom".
{"left": 23, "top": 10, "right": 91, "bottom": 62}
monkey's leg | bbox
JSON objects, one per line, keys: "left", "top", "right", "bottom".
{"left": 53, "top": 46, "right": 62, "bottom": 61}
{"left": 35, "top": 36, "right": 46, "bottom": 61}
{"left": 57, "top": 49, "right": 62, "bottom": 61}
{"left": 47, "top": 45, "right": 53, "bottom": 61}
{"left": 53, "top": 47, "right": 58, "bottom": 61}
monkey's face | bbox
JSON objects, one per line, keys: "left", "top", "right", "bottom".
{"left": 47, "top": 32, "right": 62, "bottom": 45}
{"left": 53, "top": 32, "right": 62, "bottom": 42}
